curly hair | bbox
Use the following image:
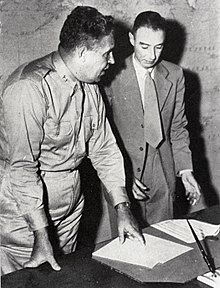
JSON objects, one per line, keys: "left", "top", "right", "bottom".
{"left": 59, "top": 6, "right": 114, "bottom": 52}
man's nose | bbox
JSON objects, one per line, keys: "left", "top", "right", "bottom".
{"left": 148, "top": 47, "right": 156, "bottom": 60}
{"left": 108, "top": 52, "right": 115, "bottom": 64}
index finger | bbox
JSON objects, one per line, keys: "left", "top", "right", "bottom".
{"left": 134, "top": 178, "right": 147, "bottom": 190}
{"left": 128, "top": 229, "right": 146, "bottom": 245}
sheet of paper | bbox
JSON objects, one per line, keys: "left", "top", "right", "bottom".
{"left": 152, "top": 219, "right": 220, "bottom": 243}
{"left": 92, "top": 234, "right": 192, "bottom": 269}
{"left": 197, "top": 268, "right": 220, "bottom": 287}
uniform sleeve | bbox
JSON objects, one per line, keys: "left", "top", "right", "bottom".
{"left": 3, "top": 79, "right": 48, "bottom": 231}
{"left": 87, "top": 86, "right": 129, "bottom": 207}
{"left": 170, "top": 69, "right": 193, "bottom": 174}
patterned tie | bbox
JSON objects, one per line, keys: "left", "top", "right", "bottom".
{"left": 144, "top": 71, "right": 163, "bottom": 148}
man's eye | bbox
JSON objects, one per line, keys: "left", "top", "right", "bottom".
{"left": 104, "top": 52, "right": 110, "bottom": 59}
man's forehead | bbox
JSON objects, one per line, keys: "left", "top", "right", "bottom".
{"left": 135, "top": 27, "right": 165, "bottom": 42}
{"left": 101, "top": 34, "right": 114, "bottom": 46}
{"left": 94, "top": 34, "right": 114, "bottom": 51}
{"left": 136, "top": 26, "right": 164, "bottom": 34}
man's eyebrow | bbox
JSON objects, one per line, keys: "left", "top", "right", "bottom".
{"left": 105, "top": 47, "right": 113, "bottom": 54}
{"left": 139, "top": 41, "right": 164, "bottom": 46}
{"left": 139, "top": 41, "right": 149, "bottom": 45}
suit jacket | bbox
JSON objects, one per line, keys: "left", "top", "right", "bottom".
{"left": 105, "top": 55, "right": 193, "bottom": 197}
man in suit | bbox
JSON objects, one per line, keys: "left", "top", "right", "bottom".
{"left": 104, "top": 11, "right": 201, "bottom": 227}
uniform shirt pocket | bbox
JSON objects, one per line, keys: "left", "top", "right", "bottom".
{"left": 44, "top": 119, "right": 73, "bottom": 146}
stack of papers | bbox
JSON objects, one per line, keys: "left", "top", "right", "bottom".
{"left": 92, "top": 233, "right": 192, "bottom": 269}
{"left": 152, "top": 219, "right": 220, "bottom": 243}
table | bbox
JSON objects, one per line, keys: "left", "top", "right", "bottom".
{"left": 2, "top": 205, "right": 220, "bottom": 288}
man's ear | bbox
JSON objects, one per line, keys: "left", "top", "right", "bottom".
{"left": 129, "top": 32, "right": 134, "bottom": 47}
{"left": 77, "top": 46, "right": 87, "bottom": 61}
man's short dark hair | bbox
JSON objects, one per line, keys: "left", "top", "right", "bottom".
{"left": 59, "top": 6, "right": 114, "bottom": 52}
{"left": 132, "top": 11, "right": 166, "bottom": 35}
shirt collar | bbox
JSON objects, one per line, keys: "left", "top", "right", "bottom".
{"left": 52, "top": 51, "right": 80, "bottom": 93}
{"left": 132, "top": 53, "right": 154, "bottom": 79}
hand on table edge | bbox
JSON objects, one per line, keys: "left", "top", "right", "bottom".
{"left": 115, "top": 202, "right": 145, "bottom": 246}
{"left": 23, "top": 227, "right": 61, "bottom": 271}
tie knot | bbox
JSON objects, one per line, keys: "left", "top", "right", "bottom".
{"left": 145, "top": 70, "right": 153, "bottom": 78}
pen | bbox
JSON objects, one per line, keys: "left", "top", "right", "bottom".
{"left": 186, "top": 219, "right": 216, "bottom": 276}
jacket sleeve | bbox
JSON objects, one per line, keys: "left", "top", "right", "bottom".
{"left": 170, "top": 69, "right": 193, "bottom": 174}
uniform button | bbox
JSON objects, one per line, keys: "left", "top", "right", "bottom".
{"left": 139, "top": 147, "right": 143, "bottom": 151}
{"left": 137, "top": 168, "right": 141, "bottom": 172}
{"left": 141, "top": 124, "right": 144, "bottom": 128}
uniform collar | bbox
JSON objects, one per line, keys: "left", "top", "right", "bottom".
{"left": 52, "top": 51, "right": 80, "bottom": 94}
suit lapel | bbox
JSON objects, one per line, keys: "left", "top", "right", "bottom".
{"left": 121, "top": 56, "right": 143, "bottom": 121}
{"left": 154, "top": 62, "right": 173, "bottom": 111}
{"left": 118, "top": 58, "right": 173, "bottom": 118}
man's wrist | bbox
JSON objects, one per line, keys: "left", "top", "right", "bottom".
{"left": 24, "top": 208, "right": 48, "bottom": 231}
{"left": 115, "top": 202, "right": 131, "bottom": 210}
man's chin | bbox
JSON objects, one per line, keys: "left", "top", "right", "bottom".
{"left": 90, "top": 71, "right": 108, "bottom": 83}
{"left": 141, "top": 60, "right": 156, "bottom": 69}
{"left": 88, "top": 77, "right": 101, "bottom": 84}
{"left": 143, "top": 64, "right": 155, "bottom": 69}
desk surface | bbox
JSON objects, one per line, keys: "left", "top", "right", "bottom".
{"left": 2, "top": 205, "right": 220, "bottom": 288}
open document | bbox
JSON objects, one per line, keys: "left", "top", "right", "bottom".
{"left": 152, "top": 219, "right": 220, "bottom": 243}
{"left": 92, "top": 234, "right": 192, "bottom": 269}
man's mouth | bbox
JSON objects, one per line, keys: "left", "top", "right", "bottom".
{"left": 100, "top": 66, "right": 109, "bottom": 76}
{"left": 144, "top": 60, "right": 155, "bottom": 65}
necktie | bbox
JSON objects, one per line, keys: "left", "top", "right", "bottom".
{"left": 144, "top": 71, "right": 163, "bottom": 148}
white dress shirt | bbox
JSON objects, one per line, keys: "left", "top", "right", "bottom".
{"left": 132, "top": 53, "right": 154, "bottom": 108}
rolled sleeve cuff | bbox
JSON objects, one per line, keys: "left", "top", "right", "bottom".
{"left": 24, "top": 208, "right": 48, "bottom": 231}
{"left": 106, "top": 186, "right": 130, "bottom": 207}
